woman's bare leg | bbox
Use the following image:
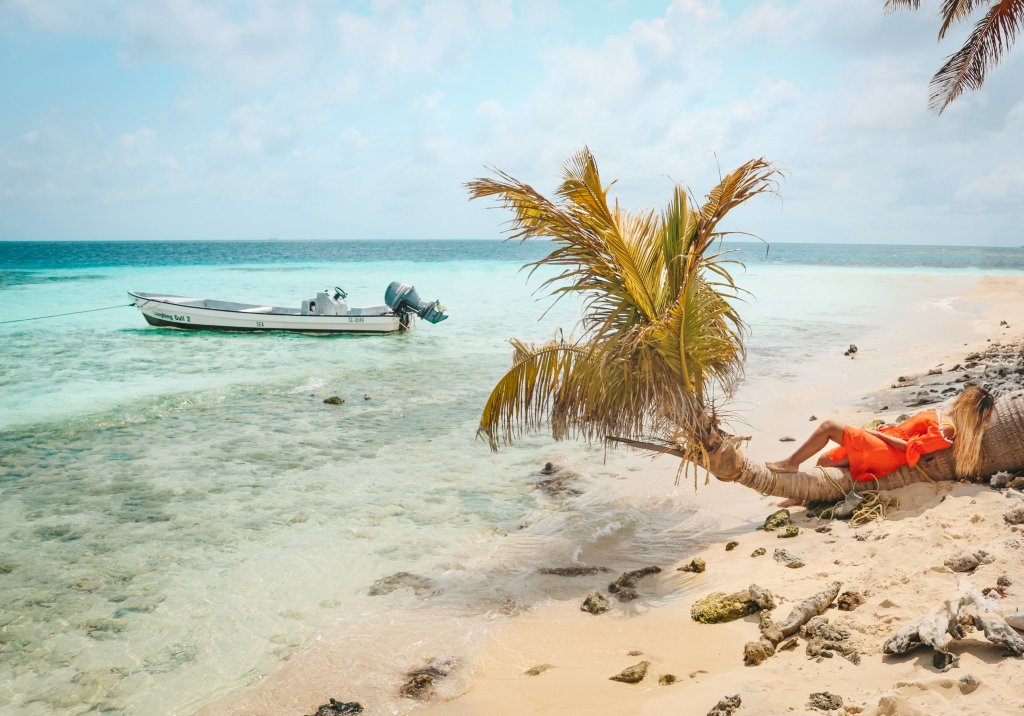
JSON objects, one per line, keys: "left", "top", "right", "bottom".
{"left": 766, "top": 420, "right": 845, "bottom": 472}
{"left": 816, "top": 454, "right": 850, "bottom": 468}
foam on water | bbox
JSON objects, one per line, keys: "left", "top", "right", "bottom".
{"left": 0, "top": 242, "right": 1018, "bottom": 714}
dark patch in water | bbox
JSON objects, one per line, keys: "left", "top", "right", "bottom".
{"left": 34, "top": 525, "right": 82, "bottom": 542}
{"left": 0, "top": 270, "right": 109, "bottom": 288}
{"left": 224, "top": 266, "right": 320, "bottom": 272}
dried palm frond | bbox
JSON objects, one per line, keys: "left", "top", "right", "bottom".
{"left": 884, "top": 0, "right": 924, "bottom": 11}
{"left": 885, "top": 0, "right": 1023, "bottom": 113}
{"left": 929, "top": 0, "right": 1023, "bottom": 112}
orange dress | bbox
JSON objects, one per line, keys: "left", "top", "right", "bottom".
{"left": 825, "top": 409, "right": 954, "bottom": 482}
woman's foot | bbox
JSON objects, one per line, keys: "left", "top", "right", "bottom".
{"left": 766, "top": 460, "right": 800, "bottom": 473}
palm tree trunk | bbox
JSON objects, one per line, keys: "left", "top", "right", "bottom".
{"left": 707, "top": 390, "right": 1024, "bottom": 502}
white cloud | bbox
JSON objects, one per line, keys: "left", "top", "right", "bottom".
{"left": 339, "top": 127, "right": 369, "bottom": 149}
{"left": 119, "top": 127, "right": 155, "bottom": 149}
{"left": 1008, "top": 100, "right": 1024, "bottom": 127}
{"left": 956, "top": 164, "right": 1024, "bottom": 206}
{"left": 474, "top": 100, "right": 504, "bottom": 121}
{"left": 412, "top": 91, "right": 445, "bottom": 114}
{"left": 211, "top": 104, "right": 300, "bottom": 157}
{"left": 2, "top": 0, "right": 1022, "bottom": 243}
{"left": 333, "top": 0, "right": 514, "bottom": 79}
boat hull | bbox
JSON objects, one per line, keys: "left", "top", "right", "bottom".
{"left": 131, "top": 295, "right": 405, "bottom": 334}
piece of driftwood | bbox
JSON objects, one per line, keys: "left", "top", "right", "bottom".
{"left": 743, "top": 582, "right": 842, "bottom": 666}
{"left": 883, "top": 580, "right": 1024, "bottom": 660}
{"left": 777, "top": 582, "right": 842, "bottom": 637}
{"left": 961, "top": 584, "right": 1024, "bottom": 656}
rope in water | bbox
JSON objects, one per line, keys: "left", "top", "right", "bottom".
{"left": 0, "top": 303, "right": 133, "bottom": 325}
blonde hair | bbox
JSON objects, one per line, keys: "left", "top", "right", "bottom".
{"left": 948, "top": 384, "right": 995, "bottom": 478}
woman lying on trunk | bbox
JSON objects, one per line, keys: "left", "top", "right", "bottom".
{"left": 766, "top": 385, "right": 995, "bottom": 502}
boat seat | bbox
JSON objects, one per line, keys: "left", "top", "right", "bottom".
{"left": 347, "top": 305, "right": 390, "bottom": 316}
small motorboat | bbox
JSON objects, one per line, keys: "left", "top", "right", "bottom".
{"left": 129, "top": 281, "right": 447, "bottom": 334}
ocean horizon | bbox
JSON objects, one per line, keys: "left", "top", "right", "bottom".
{"left": 4, "top": 239, "right": 1024, "bottom": 272}
{"left": 1, "top": 240, "right": 1021, "bottom": 714}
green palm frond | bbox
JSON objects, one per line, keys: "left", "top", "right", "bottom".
{"left": 468, "top": 148, "right": 781, "bottom": 469}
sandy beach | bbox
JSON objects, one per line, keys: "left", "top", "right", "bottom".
{"left": 416, "top": 286, "right": 1024, "bottom": 716}
{"left": 199, "top": 273, "right": 1024, "bottom": 716}
{"left": 429, "top": 479, "right": 1024, "bottom": 716}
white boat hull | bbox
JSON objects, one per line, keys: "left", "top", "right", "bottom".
{"left": 130, "top": 293, "right": 406, "bottom": 334}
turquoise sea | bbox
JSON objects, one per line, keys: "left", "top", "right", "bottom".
{"left": 2, "top": 240, "right": 1023, "bottom": 714}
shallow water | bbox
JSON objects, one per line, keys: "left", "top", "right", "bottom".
{"left": 0, "top": 241, "right": 1018, "bottom": 714}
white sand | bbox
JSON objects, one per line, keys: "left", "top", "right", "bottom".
{"left": 431, "top": 481, "right": 1024, "bottom": 716}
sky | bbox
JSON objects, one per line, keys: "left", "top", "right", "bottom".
{"left": 0, "top": 0, "right": 1022, "bottom": 245}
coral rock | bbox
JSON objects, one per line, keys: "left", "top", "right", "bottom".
{"left": 837, "top": 591, "right": 865, "bottom": 611}
{"left": 399, "top": 674, "right": 434, "bottom": 700}
{"left": 615, "top": 587, "right": 640, "bottom": 602}
{"left": 808, "top": 692, "right": 843, "bottom": 711}
{"left": 608, "top": 566, "right": 661, "bottom": 593}
{"left": 539, "top": 566, "right": 610, "bottom": 577}
{"left": 368, "top": 572, "right": 433, "bottom": 596}
{"left": 944, "top": 549, "right": 995, "bottom": 573}
{"left": 407, "top": 656, "right": 459, "bottom": 679}
{"left": 1005, "top": 504, "right": 1024, "bottom": 525}
{"left": 743, "top": 639, "right": 775, "bottom": 665}
{"left": 773, "top": 548, "right": 805, "bottom": 568}
{"left": 707, "top": 694, "right": 741, "bottom": 716}
{"left": 581, "top": 592, "right": 609, "bottom": 615}
{"left": 524, "top": 664, "right": 554, "bottom": 676}
{"left": 761, "top": 509, "right": 793, "bottom": 531}
{"left": 958, "top": 674, "right": 981, "bottom": 695}
{"left": 777, "top": 524, "right": 800, "bottom": 539}
{"left": 748, "top": 584, "right": 776, "bottom": 611}
{"left": 312, "top": 699, "right": 363, "bottom": 715}
{"left": 691, "top": 591, "right": 760, "bottom": 624}
{"left": 609, "top": 660, "right": 650, "bottom": 684}
{"left": 679, "top": 558, "right": 706, "bottom": 573}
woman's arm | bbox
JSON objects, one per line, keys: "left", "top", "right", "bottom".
{"left": 867, "top": 429, "right": 907, "bottom": 451}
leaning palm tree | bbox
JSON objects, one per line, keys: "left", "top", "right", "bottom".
{"left": 469, "top": 148, "right": 1024, "bottom": 503}
{"left": 468, "top": 148, "right": 778, "bottom": 480}
{"left": 886, "top": 0, "right": 1023, "bottom": 113}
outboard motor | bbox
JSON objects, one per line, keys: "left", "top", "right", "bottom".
{"left": 384, "top": 282, "right": 448, "bottom": 324}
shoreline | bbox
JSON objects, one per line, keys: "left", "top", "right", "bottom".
{"left": 200, "top": 272, "right": 1024, "bottom": 716}
{"left": 417, "top": 333, "right": 1024, "bottom": 713}
{"left": 423, "top": 335, "right": 1024, "bottom": 716}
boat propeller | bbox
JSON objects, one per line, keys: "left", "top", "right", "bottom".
{"left": 384, "top": 282, "right": 448, "bottom": 324}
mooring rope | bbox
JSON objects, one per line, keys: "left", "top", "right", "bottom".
{"left": 0, "top": 303, "right": 133, "bottom": 325}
